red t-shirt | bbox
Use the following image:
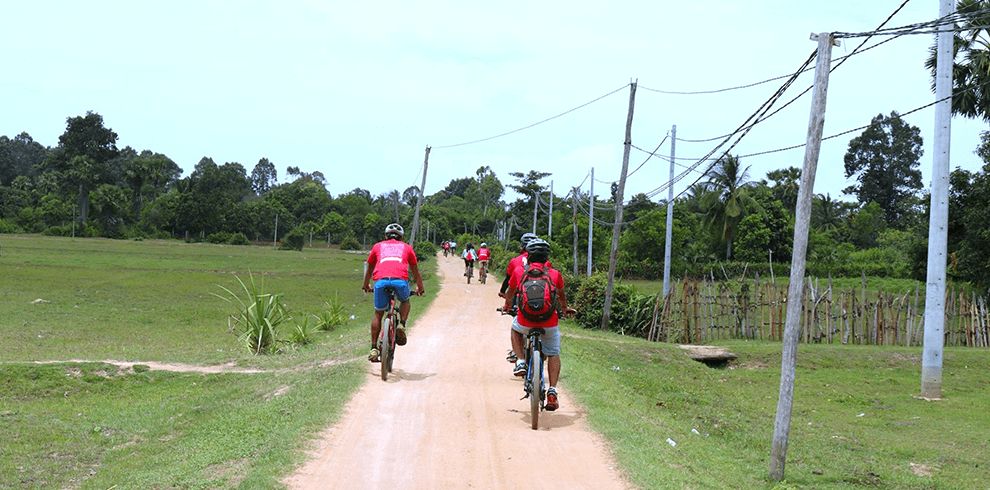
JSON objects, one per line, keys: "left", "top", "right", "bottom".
{"left": 478, "top": 248, "right": 490, "bottom": 261}
{"left": 366, "top": 239, "right": 417, "bottom": 281}
{"left": 506, "top": 252, "right": 552, "bottom": 282}
{"left": 508, "top": 263, "right": 565, "bottom": 328}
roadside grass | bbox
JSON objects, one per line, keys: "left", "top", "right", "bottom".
{"left": 0, "top": 234, "right": 438, "bottom": 489}
{"left": 562, "top": 327, "right": 990, "bottom": 489}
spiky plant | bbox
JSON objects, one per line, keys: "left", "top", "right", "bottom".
{"left": 214, "top": 273, "right": 290, "bottom": 354}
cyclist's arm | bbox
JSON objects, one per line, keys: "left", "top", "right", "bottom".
{"left": 499, "top": 274, "right": 510, "bottom": 295}
{"left": 362, "top": 263, "right": 374, "bottom": 292}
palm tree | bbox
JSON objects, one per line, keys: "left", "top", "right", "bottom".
{"left": 700, "top": 154, "right": 758, "bottom": 260}
{"left": 925, "top": 0, "right": 990, "bottom": 121}
{"left": 811, "top": 193, "right": 845, "bottom": 232}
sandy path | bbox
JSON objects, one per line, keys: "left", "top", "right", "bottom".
{"left": 285, "top": 254, "right": 631, "bottom": 490}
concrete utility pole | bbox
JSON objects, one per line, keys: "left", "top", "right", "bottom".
{"left": 532, "top": 188, "right": 539, "bottom": 235}
{"left": 770, "top": 32, "right": 836, "bottom": 481}
{"left": 572, "top": 188, "right": 579, "bottom": 274}
{"left": 548, "top": 181, "right": 554, "bottom": 238}
{"left": 409, "top": 146, "right": 430, "bottom": 247}
{"left": 274, "top": 213, "right": 279, "bottom": 249}
{"left": 663, "top": 125, "right": 676, "bottom": 297}
{"left": 922, "top": 0, "right": 954, "bottom": 399}
{"left": 587, "top": 168, "right": 594, "bottom": 276}
{"left": 601, "top": 81, "right": 637, "bottom": 331}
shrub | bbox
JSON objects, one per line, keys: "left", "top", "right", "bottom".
{"left": 206, "top": 232, "right": 231, "bottom": 244}
{"left": 339, "top": 235, "right": 361, "bottom": 250}
{"left": 213, "top": 273, "right": 291, "bottom": 355}
{"left": 280, "top": 227, "right": 305, "bottom": 251}
{"left": 0, "top": 219, "right": 21, "bottom": 233}
{"left": 413, "top": 240, "right": 437, "bottom": 262}
{"left": 227, "top": 232, "right": 250, "bottom": 245}
{"left": 315, "top": 293, "right": 347, "bottom": 331}
{"left": 570, "top": 272, "right": 647, "bottom": 335}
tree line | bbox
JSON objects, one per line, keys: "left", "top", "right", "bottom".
{"left": 1, "top": 109, "right": 989, "bottom": 290}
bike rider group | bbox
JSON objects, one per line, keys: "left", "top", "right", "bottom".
{"left": 363, "top": 225, "right": 574, "bottom": 412}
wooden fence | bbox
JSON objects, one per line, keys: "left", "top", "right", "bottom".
{"left": 645, "top": 278, "right": 990, "bottom": 347}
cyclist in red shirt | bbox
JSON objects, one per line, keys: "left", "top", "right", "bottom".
{"left": 502, "top": 238, "right": 575, "bottom": 411}
{"left": 477, "top": 242, "right": 490, "bottom": 280}
{"left": 361, "top": 223, "right": 425, "bottom": 362}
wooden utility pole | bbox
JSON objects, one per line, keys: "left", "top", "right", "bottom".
{"left": 601, "top": 81, "right": 637, "bottom": 331}
{"left": 548, "top": 181, "right": 554, "bottom": 238}
{"left": 663, "top": 125, "right": 676, "bottom": 297}
{"left": 572, "top": 188, "right": 579, "bottom": 275}
{"left": 409, "top": 146, "right": 430, "bottom": 247}
{"left": 587, "top": 168, "right": 594, "bottom": 276}
{"left": 922, "top": 0, "right": 954, "bottom": 400}
{"left": 532, "top": 188, "right": 539, "bottom": 234}
{"left": 770, "top": 33, "right": 836, "bottom": 481}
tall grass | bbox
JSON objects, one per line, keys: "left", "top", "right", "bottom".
{"left": 214, "top": 273, "right": 291, "bottom": 354}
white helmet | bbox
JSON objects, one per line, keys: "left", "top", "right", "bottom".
{"left": 384, "top": 223, "right": 404, "bottom": 239}
{"left": 480, "top": 242, "right": 487, "bottom": 248}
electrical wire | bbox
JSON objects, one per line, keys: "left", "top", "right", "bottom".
{"left": 433, "top": 84, "right": 630, "bottom": 149}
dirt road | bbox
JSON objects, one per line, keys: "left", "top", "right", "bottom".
{"left": 285, "top": 254, "right": 631, "bottom": 490}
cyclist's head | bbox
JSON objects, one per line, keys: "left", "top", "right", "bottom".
{"left": 519, "top": 232, "right": 538, "bottom": 251}
{"left": 384, "top": 223, "right": 404, "bottom": 240}
{"left": 466, "top": 242, "right": 474, "bottom": 249}
{"left": 480, "top": 242, "right": 487, "bottom": 248}
{"left": 525, "top": 238, "right": 550, "bottom": 263}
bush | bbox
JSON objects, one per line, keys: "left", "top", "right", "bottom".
{"left": 413, "top": 240, "right": 437, "bottom": 262}
{"left": 339, "top": 235, "right": 361, "bottom": 250}
{"left": 0, "top": 219, "right": 20, "bottom": 233}
{"left": 570, "top": 272, "right": 649, "bottom": 336}
{"left": 280, "top": 227, "right": 305, "bottom": 251}
{"left": 206, "top": 232, "right": 231, "bottom": 244}
{"left": 227, "top": 232, "right": 250, "bottom": 245}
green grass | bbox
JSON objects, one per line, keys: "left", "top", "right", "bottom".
{"left": 2, "top": 235, "right": 988, "bottom": 489}
{"left": 0, "top": 234, "right": 439, "bottom": 489}
{"left": 561, "top": 329, "right": 990, "bottom": 489}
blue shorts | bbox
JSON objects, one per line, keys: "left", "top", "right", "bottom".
{"left": 511, "top": 319, "right": 561, "bottom": 356}
{"left": 373, "top": 278, "right": 411, "bottom": 311}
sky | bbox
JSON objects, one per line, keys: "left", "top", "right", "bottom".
{"left": 2, "top": 0, "right": 987, "bottom": 207}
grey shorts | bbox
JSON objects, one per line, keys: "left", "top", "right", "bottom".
{"left": 511, "top": 318, "right": 561, "bottom": 356}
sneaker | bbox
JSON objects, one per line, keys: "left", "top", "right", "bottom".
{"left": 545, "top": 387, "right": 559, "bottom": 411}
{"left": 368, "top": 347, "right": 380, "bottom": 363}
{"left": 395, "top": 327, "right": 407, "bottom": 346}
{"left": 506, "top": 350, "right": 518, "bottom": 363}
{"left": 513, "top": 360, "right": 527, "bottom": 377}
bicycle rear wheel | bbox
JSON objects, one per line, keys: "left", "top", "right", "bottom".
{"left": 529, "top": 347, "right": 542, "bottom": 430}
{"left": 380, "top": 315, "right": 393, "bottom": 381}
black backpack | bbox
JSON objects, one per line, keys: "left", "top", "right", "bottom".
{"left": 517, "top": 264, "right": 557, "bottom": 322}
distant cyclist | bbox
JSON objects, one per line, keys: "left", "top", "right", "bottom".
{"left": 462, "top": 242, "right": 477, "bottom": 278}
{"left": 361, "top": 223, "right": 425, "bottom": 362}
{"left": 503, "top": 238, "right": 575, "bottom": 411}
{"left": 477, "top": 242, "right": 490, "bottom": 280}
{"left": 442, "top": 240, "right": 450, "bottom": 257}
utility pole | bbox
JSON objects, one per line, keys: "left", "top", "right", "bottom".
{"left": 663, "top": 125, "right": 676, "bottom": 297}
{"left": 601, "top": 81, "right": 637, "bottom": 331}
{"left": 409, "top": 146, "right": 430, "bottom": 247}
{"left": 572, "top": 188, "right": 579, "bottom": 275}
{"left": 274, "top": 213, "right": 279, "bottom": 249}
{"left": 770, "top": 32, "right": 836, "bottom": 481}
{"left": 548, "top": 181, "right": 554, "bottom": 238}
{"left": 532, "top": 188, "right": 539, "bottom": 234}
{"left": 587, "top": 168, "right": 594, "bottom": 276}
{"left": 922, "top": 0, "right": 954, "bottom": 399}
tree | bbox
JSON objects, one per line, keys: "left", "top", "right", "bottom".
{"left": 925, "top": 0, "right": 990, "bottom": 121}
{"left": 699, "top": 154, "right": 758, "bottom": 260}
{"left": 764, "top": 166, "right": 801, "bottom": 214}
{"left": 0, "top": 132, "right": 48, "bottom": 186}
{"left": 843, "top": 112, "right": 924, "bottom": 227}
{"left": 250, "top": 158, "right": 278, "bottom": 195}
{"left": 39, "top": 112, "right": 120, "bottom": 223}
{"left": 508, "top": 170, "right": 550, "bottom": 232}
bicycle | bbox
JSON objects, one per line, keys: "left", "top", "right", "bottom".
{"left": 479, "top": 261, "right": 488, "bottom": 284}
{"left": 497, "top": 306, "right": 545, "bottom": 430}
{"left": 465, "top": 261, "right": 474, "bottom": 284}
{"left": 378, "top": 286, "right": 400, "bottom": 381}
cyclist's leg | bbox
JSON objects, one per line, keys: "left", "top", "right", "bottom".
{"left": 541, "top": 327, "right": 562, "bottom": 408}
{"left": 510, "top": 320, "right": 528, "bottom": 374}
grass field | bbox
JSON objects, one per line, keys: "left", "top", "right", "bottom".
{"left": 2, "top": 235, "right": 987, "bottom": 489}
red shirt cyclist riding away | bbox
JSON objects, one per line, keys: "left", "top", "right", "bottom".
{"left": 502, "top": 238, "right": 575, "bottom": 411}
{"left": 361, "top": 223, "right": 425, "bottom": 362}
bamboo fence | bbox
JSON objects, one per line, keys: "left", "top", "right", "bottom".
{"left": 645, "top": 277, "right": 990, "bottom": 348}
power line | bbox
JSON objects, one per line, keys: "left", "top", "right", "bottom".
{"left": 433, "top": 84, "right": 630, "bottom": 149}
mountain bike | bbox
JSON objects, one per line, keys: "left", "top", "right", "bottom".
{"left": 497, "top": 306, "right": 545, "bottom": 430}
{"left": 378, "top": 286, "right": 400, "bottom": 381}
{"left": 465, "top": 261, "right": 474, "bottom": 284}
{"left": 479, "top": 261, "right": 488, "bottom": 284}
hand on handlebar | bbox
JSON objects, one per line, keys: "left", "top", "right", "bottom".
{"left": 562, "top": 307, "right": 577, "bottom": 318}
{"left": 362, "top": 284, "right": 372, "bottom": 293}
{"left": 415, "top": 287, "right": 425, "bottom": 296}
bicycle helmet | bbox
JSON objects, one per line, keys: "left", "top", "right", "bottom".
{"left": 519, "top": 232, "right": 538, "bottom": 249}
{"left": 525, "top": 238, "right": 550, "bottom": 263}
{"left": 480, "top": 242, "right": 487, "bottom": 248}
{"left": 384, "top": 223, "right": 404, "bottom": 240}
{"left": 466, "top": 242, "right": 474, "bottom": 249}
